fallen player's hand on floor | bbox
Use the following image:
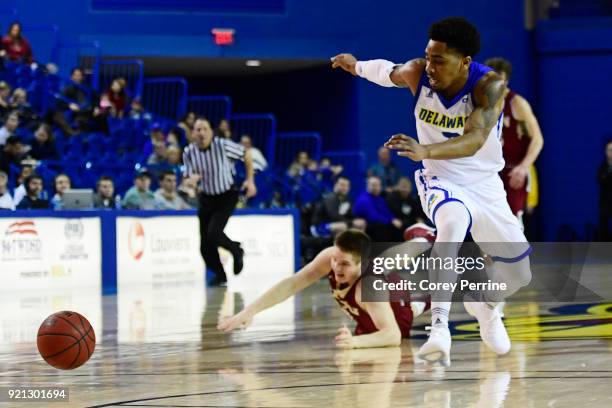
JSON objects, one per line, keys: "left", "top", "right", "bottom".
{"left": 335, "top": 325, "right": 354, "bottom": 349}
{"left": 217, "top": 310, "right": 253, "bottom": 332}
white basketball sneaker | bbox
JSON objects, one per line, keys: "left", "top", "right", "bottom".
{"left": 417, "top": 323, "right": 451, "bottom": 367}
{"left": 464, "top": 301, "right": 511, "bottom": 355}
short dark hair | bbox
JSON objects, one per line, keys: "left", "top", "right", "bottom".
{"left": 336, "top": 175, "right": 350, "bottom": 184}
{"left": 24, "top": 174, "right": 42, "bottom": 193}
{"left": 159, "top": 170, "right": 176, "bottom": 182}
{"left": 429, "top": 17, "right": 481, "bottom": 57}
{"left": 334, "top": 229, "right": 371, "bottom": 262}
{"left": 97, "top": 175, "right": 113, "bottom": 187}
{"left": 70, "top": 67, "right": 83, "bottom": 76}
{"left": 484, "top": 57, "right": 512, "bottom": 80}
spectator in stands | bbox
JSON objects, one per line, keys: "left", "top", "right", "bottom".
{"left": 11, "top": 87, "right": 38, "bottom": 129}
{"left": 0, "top": 81, "right": 11, "bottom": 118}
{"left": 50, "top": 173, "right": 71, "bottom": 210}
{"left": 122, "top": 171, "right": 156, "bottom": 210}
{"left": 0, "top": 136, "right": 26, "bottom": 175}
{"left": 368, "top": 147, "right": 401, "bottom": 191}
{"left": 0, "top": 171, "right": 14, "bottom": 210}
{"left": 93, "top": 176, "right": 118, "bottom": 210}
{"left": 216, "top": 119, "right": 235, "bottom": 140}
{"left": 143, "top": 123, "right": 165, "bottom": 159}
{"left": 317, "top": 156, "right": 343, "bottom": 191}
{"left": 166, "top": 145, "right": 182, "bottom": 166}
{"left": 167, "top": 128, "right": 183, "bottom": 148}
{"left": 0, "top": 110, "right": 19, "bottom": 145}
{"left": 385, "top": 176, "right": 426, "bottom": 230}
{"left": 287, "top": 151, "right": 311, "bottom": 178}
{"left": 1, "top": 22, "right": 33, "bottom": 64}
{"left": 154, "top": 170, "right": 191, "bottom": 210}
{"left": 100, "top": 78, "right": 128, "bottom": 118}
{"left": 311, "top": 176, "right": 366, "bottom": 237}
{"left": 16, "top": 174, "right": 49, "bottom": 209}
{"left": 11, "top": 164, "right": 33, "bottom": 206}
{"left": 28, "top": 123, "right": 59, "bottom": 161}
{"left": 178, "top": 111, "right": 196, "bottom": 143}
{"left": 53, "top": 67, "right": 103, "bottom": 135}
{"left": 353, "top": 176, "right": 403, "bottom": 241}
{"left": 147, "top": 142, "right": 168, "bottom": 165}
{"left": 240, "top": 135, "right": 268, "bottom": 171}
{"left": 128, "top": 97, "right": 151, "bottom": 122}
{"left": 177, "top": 176, "right": 198, "bottom": 208}
{"left": 598, "top": 140, "right": 612, "bottom": 240}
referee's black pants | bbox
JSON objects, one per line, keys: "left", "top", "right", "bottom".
{"left": 198, "top": 188, "right": 241, "bottom": 278}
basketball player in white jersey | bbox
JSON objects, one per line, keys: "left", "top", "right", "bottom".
{"left": 331, "top": 17, "right": 532, "bottom": 366}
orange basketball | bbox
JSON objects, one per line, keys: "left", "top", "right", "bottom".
{"left": 37, "top": 311, "right": 96, "bottom": 370}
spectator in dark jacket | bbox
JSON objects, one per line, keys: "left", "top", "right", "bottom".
{"left": 0, "top": 136, "right": 26, "bottom": 174}
{"left": 311, "top": 176, "right": 365, "bottom": 238}
{"left": 385, "top": 176, "right": 426, "bottom": 229}
{"left": 16, "top": 174, "right": 49, "bottom": 209}
{"left": 93, "top": 176, "right": 118, "bottom": 209}
{"left": 1, "top": 22, "right": 33, "bottom": 64}
{"left": 353, "top": 176, "right": 403, "bottom": 241}
{"left": 28, "top": 123, "right": 59, "bottom": 161}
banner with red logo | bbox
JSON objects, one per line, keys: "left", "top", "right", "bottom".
{"left": 116, "top": 216, "right": 205, "bottom": 286}
{"left": 116, "top": 213, "right": 295, "bottom": 287}
{"left": 0, "top": 217, "right": 102, "bottom": 291}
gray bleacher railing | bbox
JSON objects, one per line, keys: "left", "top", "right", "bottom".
{"left": 187, "top": 95, "right": 232, "bottom": 127}
{"left": 275, "top": 132, "right": 322, "bottom": 169}
{"left": 50, "top": 41, "right": 102, "bottom": 85}
{"left": 143, "top": 77, "right": 188, "bottom": 121}
{"left": 97, "top": 59, "right": 144, "bottom": 97}
{"left": 230, "top": 114, "right": 277, "bottom": 166}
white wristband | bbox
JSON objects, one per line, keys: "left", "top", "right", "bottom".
{"left": 355, "top": 59, "right": 397, "bottom": 87}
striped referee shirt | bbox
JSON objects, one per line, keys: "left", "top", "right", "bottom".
{"left": 183, "top": 138, "right": 246, "bottom": 195}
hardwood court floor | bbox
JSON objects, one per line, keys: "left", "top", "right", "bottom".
{"left": 0, "top": 279, "right": 611, "bottom": 407}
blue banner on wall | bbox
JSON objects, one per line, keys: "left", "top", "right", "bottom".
{"left": 91, "top": 0, "right": 286, "bottom": 14}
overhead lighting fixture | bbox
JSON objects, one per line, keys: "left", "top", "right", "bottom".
{"left": 246, "top": 60, "right": 261, "bottom": 67}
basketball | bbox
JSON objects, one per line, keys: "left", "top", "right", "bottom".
{"left": 37, "top": 311, "right": 96, "bottom": 370}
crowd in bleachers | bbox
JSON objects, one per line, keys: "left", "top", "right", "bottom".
{"left": 0, "top": 20, "right": 429, "bottom": 254}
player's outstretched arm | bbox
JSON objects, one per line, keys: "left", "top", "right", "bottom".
{"left": 335, "top": 282, "right": 401, "bottom": 349}
{"left": 217, "top": 247, "right": 334, "bottom": 332}
{"left": 385, "top": 72, "right": 506, "bottom": 161}
{"left": 331, "top": 53, "right": 424, "bottom": 95}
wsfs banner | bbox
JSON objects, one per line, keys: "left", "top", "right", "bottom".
{"left": 116, "top": 216, "right": 205, "bottom": 286}
{"left": 0, "top": 218, "right": 101, "bottom": 291}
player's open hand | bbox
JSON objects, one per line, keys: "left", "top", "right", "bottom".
{"left": 385, "top": 134, "right": 430, "bottom": 162}
{"left": 217, "top": 310, "right": 253, "bottom": 332}
{"left": 335, "top": 325, "right": 354, "bottom": 349}
{"left": 331, "top": 54, "right": 358, "bottom": 76}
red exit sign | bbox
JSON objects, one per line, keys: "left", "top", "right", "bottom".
{"left": 212, "top": 28, "right": 235, "bottom": 45}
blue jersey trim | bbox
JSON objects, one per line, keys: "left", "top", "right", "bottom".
{"left": 431, "top": 197, "right": 473, "bottom": 236}
{"left": 412, "top": 67, "right": 430, "bottom": 113}
{"left": 490, "top": 245, "right": 533, "bottom": 263}
{"left": 433, "top": 61, "right": 491, "bottom": 110}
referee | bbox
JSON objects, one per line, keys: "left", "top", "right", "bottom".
{"left": 183, "top": 117, "right": 257, "bottom": 286}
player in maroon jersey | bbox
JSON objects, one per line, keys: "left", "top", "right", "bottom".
{"left": 218, "top": 229, "right": 430, "bottom": 348}
{"left": 485, "top": 58, "right": 544, "bottom": 222}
